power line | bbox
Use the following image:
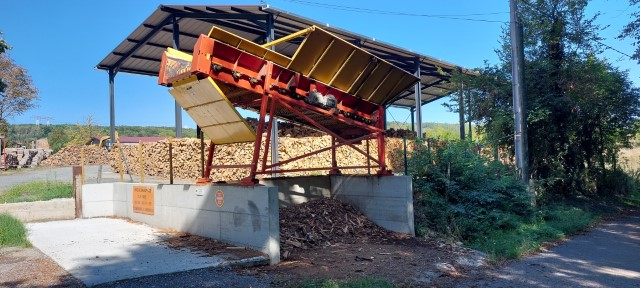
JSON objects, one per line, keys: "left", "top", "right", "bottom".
{"left": 278, "top": 0, "right": 509, "bottom": 23}
{"left": 595, "top": 40, "right": 634, "bottom": 59}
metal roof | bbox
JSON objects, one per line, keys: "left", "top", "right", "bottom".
{"left": 96, "top": 4, "right": 474, "bottom": 109}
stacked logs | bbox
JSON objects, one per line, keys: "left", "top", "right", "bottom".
{"left": 108, "top": 136, "right": 410, "bottom": 181}
{"left": 40, "top": 145, "right": 110, "bottom": 166}
{"left": 2, "top": 148, "right": 53, "bottom": 168}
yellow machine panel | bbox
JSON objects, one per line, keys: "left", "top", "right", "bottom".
{"left": 287, "top": 27, "right": 418, "bottom": 105}
{"left": 208, "top": 26, "right": 291, "bottom": 67}
{"left": 169, "top": 76, "right": 256, "bottom": 144}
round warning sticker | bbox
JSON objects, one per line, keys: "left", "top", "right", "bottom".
{"left": 215, "top": 190, "right": 224, "bottom": 207}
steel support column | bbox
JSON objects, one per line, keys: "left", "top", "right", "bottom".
{"left": 410, "top": 107, "right": 415, "bottom": 132}
{"left": 109, "top": 69, "right": 116, "bottom": 147}
{"left": 172, "top": 16, "right": 183, "bottom": 138}
{"left": 414, "top": 57, "right": 422, "bottom": 139}
{"left": 266, "top": 14, "right": 279, "bottom": 177}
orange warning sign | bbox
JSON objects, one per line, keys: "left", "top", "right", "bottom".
{"left": 133, "top": 186, "right": 154, "bottom": 215}
{"left": 215, "top": 190, "right": 224, "bottom": 207}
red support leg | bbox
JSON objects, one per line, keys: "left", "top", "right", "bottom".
{"left": 376, "top": 106, "right": 391, "bottom": 175}
{"left": 197, "top": 141, "right": 215, "bottom": 184}
{"left": 261, "top": 94, "right": 278, "bottom": 172}
{"left": 329, "top": 136, "right": 341, "bottom": 175}
{"left": 241, "top": 62, "right": 274, "bottom": 185}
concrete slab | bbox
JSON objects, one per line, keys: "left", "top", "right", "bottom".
{"left": 27, "top": 218, "right": 237, "bottom": 286}
{"left": 0, "top": 198, "right": 74, "bottom": 222}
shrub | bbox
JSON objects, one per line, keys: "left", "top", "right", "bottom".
{"left": 410, "top": 139, "right": 533, "bottom": 241}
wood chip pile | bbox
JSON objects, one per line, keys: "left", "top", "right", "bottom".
{"left": 108, "top": 136, "right": 408, "bottom": 181}
{"left": 279, "top": 198, "right": 392, "bottom": 252}
{"left": 41, "top": 145, "right": 110, "bottom": 166}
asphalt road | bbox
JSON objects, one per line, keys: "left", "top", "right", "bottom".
{"left": 0, "top": 166, "right": 75, "bottom": 193}
{"left": 458, "top": 215, "right": 640, "bottom": 288}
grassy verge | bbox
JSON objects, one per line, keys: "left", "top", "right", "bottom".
{"left": 0, "top": 214, "right": 30, "bottom": 247}
{"left": 289, "top": 277, "right": 394, "bottom": 288}
{"left": 468, "top": 204, "right": 606, "bottom": 263}
{"left": 0, "top": 181, "right": 73, "bottom": 203}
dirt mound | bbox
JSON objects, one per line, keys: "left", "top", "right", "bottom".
{"left": 41, "top": 145, "right": 110, "bottom": 166}
{"left": 279, "top": 199, "right": 393, "bottom": 252}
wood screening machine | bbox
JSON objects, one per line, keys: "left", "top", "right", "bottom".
{"left": 158, "top": 25, "right": 419, "bottom": 185}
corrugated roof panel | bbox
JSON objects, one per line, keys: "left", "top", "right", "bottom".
{"left": 97, "top": 5, "right": 473, "bottom": 108}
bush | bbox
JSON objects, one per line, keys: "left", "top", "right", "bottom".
{"left": 410, "top": 139, "right": 533, "bottom": 241}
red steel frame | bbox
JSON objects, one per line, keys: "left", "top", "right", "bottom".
{"left": 161, "top": 34, "right": 392, "bottom": 185}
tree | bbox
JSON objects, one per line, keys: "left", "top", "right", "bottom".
{"left": 456, "top": 0, "right": 640, "bottom": 197}
{"left": 0, "top": 31, "right": 11, "bottom": 105}
{"left": 619, "top": 0, "right": 640, "bottom": 63}
{"left": 0, "top": 53, "right": 38, "bottom": 132}
{"left": 67, "top": 115, "right": 97, "bottom": 145}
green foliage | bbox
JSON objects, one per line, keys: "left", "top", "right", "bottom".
{"left": 67, "top": 115, "right": 98, "bottom": 145}
{"left": 386, "top": 121, "right": 462, "bottom": 140}
{"left": 292, "top": 277, "right": 394, "bottom": 288}
{"left": 410, "top": 140, "right": 533, "bottom": 241}
{"left": 0, "top": 181, "right": 72, "bottom": 203}
{"left": 0, "top": 214, "right": 29, "bottom": 247}
{"left": 451, "top": 0, "right": 640, "bottom": 198}
{"left": 618, "top": 0, "right": 640, "bottom": 63}
{"left": 469, "top": 205, "right": 596, "bottom": 262}
{"left": 48, "top": 126, "right": 69, "bottom": 153}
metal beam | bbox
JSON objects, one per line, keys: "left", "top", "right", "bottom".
{"left": 111, "top": 16, "right": 173, "bottom": 73}
{"left": 410, "top": 107, "right": 415, "bottom": 132}
{"left": 266, "top": 14, "right": 279, "bottom": 177}
{"left": 109, "top": 69, "right": 116, "bottom": 147}
{"left": 112, "top": 52, "right": 160, "bottom": 63}
{"left": 173, "top": 17, "right": 183, "bottom": 138}
{"left": 414, "top": 57, "right": 422, "bottom": 139}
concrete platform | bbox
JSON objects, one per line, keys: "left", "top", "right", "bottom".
{"left": 27, "top": 218, "right": 263, "bottom": 286}
{"left": 0, "top": 198, "right": 74, "bottom": 222}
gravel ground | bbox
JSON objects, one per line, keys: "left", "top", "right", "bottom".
{"left": 0, "top": 247, "right": 83, "bottom": 288}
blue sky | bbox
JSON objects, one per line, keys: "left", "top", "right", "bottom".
{"left": 1, "top": 0, "right": 637, "bottom": 128}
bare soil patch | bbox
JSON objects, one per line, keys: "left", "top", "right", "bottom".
{"left": 160, "top": 231, "right": 268, "bottom": 262}
{"left": 238, "top": 198, "right": 489, "bottom": 286}
{"left": 0, "top": 247, "right": 82, "bottom": 288}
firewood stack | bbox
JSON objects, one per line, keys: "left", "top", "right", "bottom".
{"left": 108, "top": 136, "right": 410, "bottom": 181}
{"left": 3, "top": 148, "right": 53, "bottom": 168}
{"left": 41, "top": 145, "right": 110, "bottom": 166}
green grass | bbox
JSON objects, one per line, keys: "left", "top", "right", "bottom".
{"left": 0, "top": 181, "right": 73, "bottom": 203}
{"left": 469, "top": 205, "right": 598, "bottom": 263}
{"left": 290, "top": 277, "right": 395, "bottom": 288}
{"left": 0, "top": 214, "right": 30, "bottom": 247}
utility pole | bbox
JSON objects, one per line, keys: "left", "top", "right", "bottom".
{"left": 458, "top": 82, "right": 465, "bottom": 140}
{"left": 510, "top": 0, "right": 530, "bottom": 183}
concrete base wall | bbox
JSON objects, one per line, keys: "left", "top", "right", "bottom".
{"left": 261, "top": 175, "right": 414, "bottom": 236}
{"left": 82, "top": 183, "right": 280, "bottom": 264}
{"left": 0, "top": 199, "right": 75, "bottom": 222}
